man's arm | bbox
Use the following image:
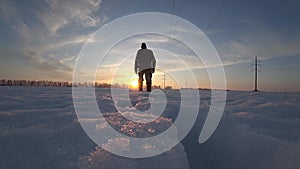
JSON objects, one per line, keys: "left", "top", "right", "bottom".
{"left": 134, "top": 51, "right": 139, "bottom": 74}
{"left": 151, "top": 51, "right": 156, "bottom": 73}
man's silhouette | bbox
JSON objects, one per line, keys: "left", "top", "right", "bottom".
{"left": 134, "top": 43, "right": 156, "bottom": 92}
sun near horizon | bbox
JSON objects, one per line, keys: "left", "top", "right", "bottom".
{"left": 130, "top": 79, "right": 139, "bottom": 89}
{"left": 128, "top": 75, "right": 139, "bottom": 89}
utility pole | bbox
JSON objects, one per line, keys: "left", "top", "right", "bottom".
{"left": 252, "top": 56, "right": 260, "bottom": 91}
{"left": 163, "top": 74, "right": 166, "bottom": 89}
{"left": 157, "top": 74, "right": 166, "bottom": 89}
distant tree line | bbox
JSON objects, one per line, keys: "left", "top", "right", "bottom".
{"left": 0, "top": 79, "right": 72, "bottom": 87}
{"left": 0, "top": 79, "right": 114, "bottom": 88}
{"left": 0, "top": 79, "right": 172, "bottom": 89}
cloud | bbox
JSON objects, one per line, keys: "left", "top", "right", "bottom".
{"left": 217, "top": 28, "right": 300, "bottom": 65}
{"left": 11, "top": 21, "right": 30, "bottom": 38}
{"left": 0, "top": 0, "right": 109, "bottom": 81}
{"left": 37, "top": 0, "right": 103, "bottom": 36}
{"left": 41, "top": 33, "right": 96, "bottom": 52}
{"left": 0, "top": 49, "right": 73, "bottom": 80}
{"left": 0, "top": 1, "right": 17, "bottom": 22}
{"left": 0, "top": 1, "right": 42, "bottom": 40}
{"left": 0, "top": 1, "right": 32, "bottom": 39}
{"left": 0, "top": 0, "right": 106, "bottom": 44}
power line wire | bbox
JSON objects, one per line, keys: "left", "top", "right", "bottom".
{"left": 206, "top": 0, "right": 229, "bottom": 31}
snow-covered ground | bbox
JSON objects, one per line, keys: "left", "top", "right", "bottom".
{"left": 0, "top": 86, "right": 299, "bottom": 169}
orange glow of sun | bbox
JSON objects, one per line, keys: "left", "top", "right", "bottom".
{"left": 130, "top": 80, "right": 139, "bottom": 88}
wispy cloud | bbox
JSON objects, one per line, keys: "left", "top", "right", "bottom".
{"left": 0, "top": 49, "right": 73, "bottom": 80}
{"left": 0, "top": 0, "right": 108, "bottom": 81}
{"left": 0, "top": 0, "right": 106, "bottom": 44}
{"left": 0, "top": 0, "right": 17, "bottom": 21}
{"left": 37, "top": 0, "right": 104, "bottom": 36}
{"left": 41, "top": 34, "right": 96, "bottom": 52}
{"left": 11, "top": 21, "right": 30, "bottom": 38}
{"left": 217, "top": 28, "right": 300, "bottom": 65}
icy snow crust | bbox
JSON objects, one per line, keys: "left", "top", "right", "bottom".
{"left": 0, "top": 86, "right": 299, "bottom": 169}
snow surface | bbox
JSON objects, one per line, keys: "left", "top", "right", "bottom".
{"left": 0, "top": 86, "right": 299, "bottom": 169}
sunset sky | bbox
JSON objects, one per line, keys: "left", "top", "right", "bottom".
{"left": 0, "top": 0, "right": 300, "bottom": 91}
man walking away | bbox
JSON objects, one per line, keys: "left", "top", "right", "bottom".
{"left": 134, "top": 43, "right": 156, "bottom": 92}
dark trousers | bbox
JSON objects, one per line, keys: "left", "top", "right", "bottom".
{"left": 138, "top": 69, "right": 152, "bottom": 92}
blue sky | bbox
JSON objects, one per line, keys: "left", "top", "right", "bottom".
{"left": 0, "top": 0, "right": 300, "bottom": 91}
